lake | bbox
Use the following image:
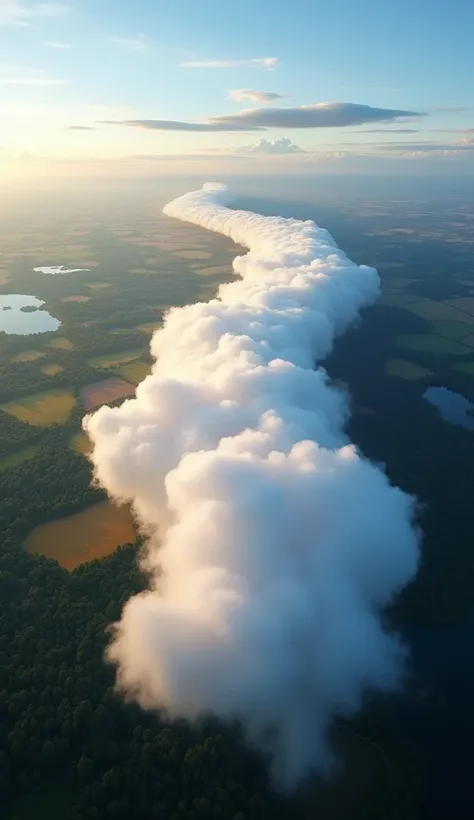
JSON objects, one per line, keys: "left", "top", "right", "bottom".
{"left": 423, "top": 386, "right": 474, "bottom": 431}
{"left": 0, "top": 294, "right": 61, "bottom": 335}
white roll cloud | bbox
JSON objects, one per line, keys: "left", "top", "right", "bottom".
{"left": 84, "top": 183, "right": 419, "bottom": 789}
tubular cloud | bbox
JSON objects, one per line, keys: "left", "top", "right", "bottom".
{"left": 84, "top": 183, "right": 419, "bottom": 789}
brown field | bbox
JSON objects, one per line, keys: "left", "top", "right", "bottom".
{"left": 48, "top": 337, "right": 74, "bottom": 351}
{"left": 129, "top": 268, "right": 154, "bottom": 274}
{"left": 41, "top": 363, "right": 63, "bottom": 376}
{"left": 192, "top": 264, "right": 232, "bottom": 276}
{"left": 1, "top": 389, "right": 76, "bottom": 425}
{"left": 11, "top": 350, "right": 45, "bottom": 363}
{"left": 0, "top": 268, "right": 10, "bottom": 284}
{"left": 445, "top": 297, "right": 474, "bottom": 315}
{"left": 61, "top": 295, "right": 91, "bottom": 303}
{"left": 24, "top": 501, "right": 136, "bottom": 570}
{"left": 173, "top": 250, "right": 212, "bottom": 260}
{"left": 84, "top": 282, "right": 111, "bottom": 291}
{"left": 80, "top": 377, "right": 136, "bottom": 411}
{"left": 404, "top": 300, "right": 474, "bottom": 323}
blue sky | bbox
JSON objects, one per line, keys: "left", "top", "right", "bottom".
{"left": 1, "top": 0, "right": 473, "bottom": 177}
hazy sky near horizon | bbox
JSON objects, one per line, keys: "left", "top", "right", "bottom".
{"left": 1, "top": 0, "right": 473, "bottom": 178}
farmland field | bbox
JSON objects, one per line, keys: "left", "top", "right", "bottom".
{"left": 11, "top": 350, "right": 45, "bottom": 363}
{"left": 1, "top": 389, "right": 76, "bottom": 425}
{"left": 396, "top": 334, "right": 471, "bottom": 355}
{"left": 87, "top": 348, "right": 145, "bottom": 369}
{"left": 385, "top": 358, "right": 432, "bottom": 380}
{"left": 41, "top": 363, "right": 63, "bottom": 376}
{"left": 0, "top": 444, "right": 38, "bottom": 471}
{"left": 24, "top": 500, "right": 136, "bottom": 569}
{"left": 48, "top": 337, "right": 74, "bottom": 351}
{"left": 80, "top": 377, "right": 136, "bottom": 410}
{"left": 118, "top": 360, "right": 152, "bottom": 384}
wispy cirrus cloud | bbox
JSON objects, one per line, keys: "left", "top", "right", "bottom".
{"left": 0, "top": 1, "right": 69, "bottom": 26}
{"left": 433, "top": 105, "right": 470, "bottom": 112}
{"left": 108, "top": 33, "right": 151, "bottom": 52}
{"left": 0, "top": 62, "right": 65, "bottom": 85}
{"left": 227, "top": 89, "right": 287, "bottom": 104}
{"left": 180, "top": 57, "right": 278, "bottom": 71}
{"left": 350, "top": 128, "right": 419, "bottom": 134}
{"left": 66, "top": 125, "right": 95, "bottom": 130}
{"left": 101, "top": 102, "right": 424, "bottom": 133}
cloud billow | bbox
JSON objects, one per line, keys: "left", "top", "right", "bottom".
{"left": 85, "top": 183, "right": 419, "bottom": 791}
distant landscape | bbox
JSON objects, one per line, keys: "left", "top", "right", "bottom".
{"left": 2, "top": 177, "right": 474, "bottom": 820}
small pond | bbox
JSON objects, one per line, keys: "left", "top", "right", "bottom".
{"left": 423, "top": 386, "right": 474, "bottom": 431}
{"left": 0, "top": 294, "right": 60, "bottom": 335}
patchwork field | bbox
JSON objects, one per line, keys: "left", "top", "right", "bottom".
{"left": 117, "top": 360, "right": 152, "bottom": 384}
{"left": 396, "top": 334, "right": 471, "bottom": 355}
{"left": 386, "top": 359, "right": 433, "bottom": 380}
{"left": 24, "top": 500, "right": 136, "bottom": 570}
{"left": 80, "top": 377, "right": 135, "bottom": 411}
{"left": 1, "top": 389, "right": 76, "bottom": 425}
{"left": 192, "top": 264, "right": 232, "bottom": 276}
{"left": 84, "top": 282, "right": 111, "bottom": 291}
{"left": 173, "top": 250, "right": 212, "bottom": 260}
{"left": 445, "top": 297, "right": 474, "bottom": 315}
{"left": 48, "top": 337, "right": 74, "bottom": 351}
{"left": 429, "top": 321, "right": 474, "bottom": 341}
{"left": 11, "top": 350, "right": 45, "bottom": 363}
{"left": 378, "top": 292, "right": 420, "bottom": 307}
{"left": 0, "top": 445, "right": 39, "bottom": 471}
{"left": 87, "top": 349, "right": 144, "bottom": 369}
{"left": 405, "top": 300, "right": 474, "bottom": 323}
{"left": 69, "top": 430, "right": 92, "bottom": 455}
{"left": 455, "top": 362, "right": 474, "bottom": 375}
{"left": 41, "top": 364, "right": 63, "bottom": 376}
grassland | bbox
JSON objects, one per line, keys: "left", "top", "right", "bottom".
{"left": 192, "top": 264, "right": 232, "bottom": 276}
{"left": 69, "top": 430, "right": 92, "bottom": 455}
{"left": 11, "top": 350, "right": 45, "bottom": 363}
{"left": 445, "top": 297, "right": 474, "bottom": 315}
{"left": 48, "top": 337, "right": 74, "bottom": 351}
{"left": 41, "top": 364, "right": 63, "bottom": 376}
{"left": 429, "top": 321, "right": 474, "bottom": 341}
{"left": 173, "top": 250, "right": 212, "bottom": 260}
{"left": 0, "top": 444, "right": 39, "bottom": 471}
{"left": 25, "top": 500, "right": 136, "bottom": 569}
{"left": 378, "top": 292, "right": 421, "bottom": 307}
{"left": 405, "top": 300, "right": 474, "bottom": 323}
{"left": 386, "top": 358, "right": 433, "bottom": 380}
{"left": 1, "top": 389, "right": 76, "bottom": 425}
{"left": 396, "top": 334, "right": 471, "bottom": 355}
{"left": 455, "top": 362, "right": 474, "bottom": 375}
{"left": 87, "top": 348, "right": 144, "bottom": 369}
{"left": 118, "top": 360, "right": 152, "bottom": 384}
{"left": 84, "top": 282, "right": 111, "bottom": 291}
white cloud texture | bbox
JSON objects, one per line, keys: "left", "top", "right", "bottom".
{"left": 85, "top": 183, "right": 419, "bottom": 790}
{"left": 227, "top": 89, "right": 286, "bottom": 104}
{"left": 235, "top": 137, "right": 303, "bottom": 154}
{"left": 0, "top": 1, "right": 68, "bottom": 26}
